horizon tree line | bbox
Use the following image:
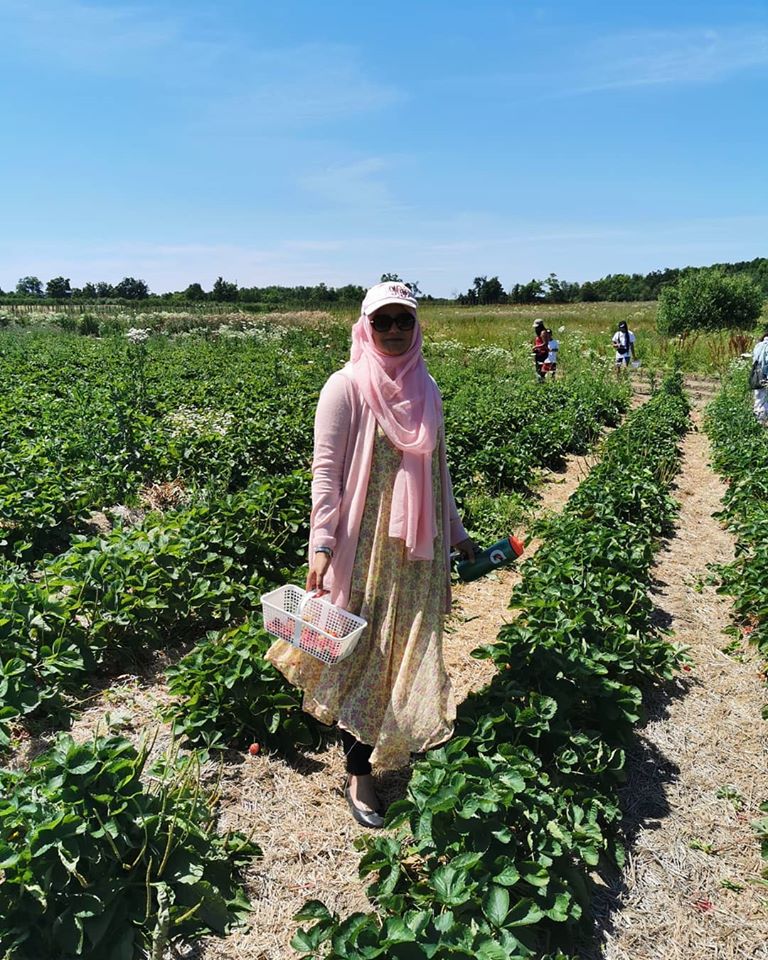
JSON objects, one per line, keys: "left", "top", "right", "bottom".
{"left": 3, "top": 258, "right": 767, "bottom": 306}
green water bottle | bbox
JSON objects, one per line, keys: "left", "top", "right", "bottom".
{"left": 457, "top": 535, "right": 525, "bottom": 582}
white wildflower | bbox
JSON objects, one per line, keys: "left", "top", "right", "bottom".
{"left": 126, "top": 327, "right": 150, "bottom": 344}
{"left": 164, "top": 406, "right": 234, "bottom": 439}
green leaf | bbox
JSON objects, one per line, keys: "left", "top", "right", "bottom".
{"left": 475, "top": 940, "right": 510, "bottom": 960}
{"left": 482, "top": 885, "right": 510, "bottom": 928}
{"left": 433, "top": 909, "right": 455, "bottom": 932}
{"left": 520, "top": 861, "right": 550, "bottom": 888}
{"left": 291, "top": 926, "right": 325, "bottom": 953}
{"left": 492, "top": 863, "right": 520, "bottom": 887}
{"left": 505, "top": 897, "right": 544, "bottom": 927}
{"left": 432, "top": 866, "right": 468, "bottom": 906}
{"left": 383, "top": 916, "right": 417, "bottom": 944}
{"left": 294, "top": 899, "right": 334, "bottom": 923}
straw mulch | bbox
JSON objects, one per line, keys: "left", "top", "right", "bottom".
{"left": 583, "top": 408, "right": 768, "bottom": 960}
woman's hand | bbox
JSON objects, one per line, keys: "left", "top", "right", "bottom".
{"left": 307, "top": 550, "right": 332, "bottom": 592}
{"left": 454, "top": 537, "right": 477, "bottom": 563}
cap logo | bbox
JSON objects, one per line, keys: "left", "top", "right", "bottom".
{"left": 388, "top": 284, "right": 412, "bottom": 300}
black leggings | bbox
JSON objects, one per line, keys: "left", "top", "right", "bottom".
{"left": 340, "top": 729, "right": 373, "bottom": 775}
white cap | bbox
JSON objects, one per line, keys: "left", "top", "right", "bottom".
{"left": 362, "top": 281, "right": 418, "bottom": 316}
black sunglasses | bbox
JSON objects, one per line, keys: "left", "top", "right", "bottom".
{"left": 369, "top": 312, "right": 416, "bottom": 333}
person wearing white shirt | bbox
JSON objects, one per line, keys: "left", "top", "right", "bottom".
{"left": 752, "top": 330, "right": 768, "bottom": 423}
{"left": 612, "top": 320, "right": 636, "bottom": 374}
{"left": 541, "top": 337, "right": 559, "bottom": 378}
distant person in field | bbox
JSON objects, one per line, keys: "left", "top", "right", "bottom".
{"left": 752, "top": 329, "right": 768, "bottom": 423}
{"left": 532, "top": 319, "right": 552, "bottom": 382}
{"left": 266, "top": 281, "right": 476, "bottom": 829}
{"left": 541, "top": 333, "right": 559, "bottom": 378}
{"left": 612, "top": 320, "right": 636, "bottom": 373}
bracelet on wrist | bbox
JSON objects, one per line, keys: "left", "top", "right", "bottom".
{"left": 314, "top": 546, "right": 333, "bottom": 558}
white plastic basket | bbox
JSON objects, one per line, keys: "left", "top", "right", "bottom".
{"left": 261, "top": 584, "right": 367, "bottom": 665}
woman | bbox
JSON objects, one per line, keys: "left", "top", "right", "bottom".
{"left": 532, "top": 319, "right": 551, "bottom": 382}
{"left": 267, "top": 281, "right": 475, "bottom": 828}
{"left": 752, "top": 329, "right": 768, "bottom": 423}
{"left": 612, "top": 320, "right": 636, "bottom": 373}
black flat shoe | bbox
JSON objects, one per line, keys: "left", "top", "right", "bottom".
{"left": 344, "top": 783, "right": 385, "bottom": 829}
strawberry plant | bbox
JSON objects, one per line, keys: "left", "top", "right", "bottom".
{"left": 706, "top": 369, "right": 768, "bottom": 656}
{"left": 165, "top": 619, "right": 325, "bottom": 753}
{"left": 0, "top": 733, "right": 258, "bottom": 959}
{"left": 0, "top": 328, "right": 346, "bottom": 564}
{"left": 0, "top": 472, "right": 310, "bottom": 746}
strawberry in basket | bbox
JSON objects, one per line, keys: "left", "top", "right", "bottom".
{"left": 267, "top": 618, "right": 294, "bottom": 641}
{"left": 300, "top": 626, "right": 324, "bottom": 655}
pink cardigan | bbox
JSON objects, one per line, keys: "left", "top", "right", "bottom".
{"left": 310, "top": 366, "right": 468, "bottom": 614}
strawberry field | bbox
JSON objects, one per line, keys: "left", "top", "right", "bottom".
{"left": 1, "top": 320, "right": 766, "bottom": 960}
{"left": 0, "top": 322, "right": 631, "bottom": 959}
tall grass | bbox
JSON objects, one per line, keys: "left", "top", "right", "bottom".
{"left": 3, "top": 299, "right": 766, "bottom": 374}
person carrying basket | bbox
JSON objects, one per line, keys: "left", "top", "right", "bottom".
{"left": 267, "top": 281, "right": 476, "bottom": 828}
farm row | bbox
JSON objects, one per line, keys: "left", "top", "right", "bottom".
{"left": 294, "top": 375, "right": 690, "bottom": 959}
{"left": 0, "top": 326, "right": 629, "bottom": 958}
{"left": 705, "top": 371, "right": 768, "bottom": 876}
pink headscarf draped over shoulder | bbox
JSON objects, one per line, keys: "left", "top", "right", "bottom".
{"left": 348, "top": 311, "right": 442, "bottom": 560}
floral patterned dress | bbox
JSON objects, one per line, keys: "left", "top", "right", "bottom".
{"left": 266, "top": 427, "right": 455, "bottom": 770}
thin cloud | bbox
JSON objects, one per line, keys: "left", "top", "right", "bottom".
{"left": 208, "top": 47, "right": 402, "bottom": 126}
{"left": 450, "top": 25, "right": 768, "bottom": 103}
{"left": 1, "top": 2, "right": 402, "bottom": 123}
{"left": 0, "top": 0, "right": 189, "bottom": 74}
{"left": 299, "top": 157, "right": 404, "bottom": 210}
{"left": 575, "top": 26, "right": 768, "bottom": 93}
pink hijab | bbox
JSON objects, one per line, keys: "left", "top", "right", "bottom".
{"left": 349, "top": 311, "right": 442, "bottom": 560}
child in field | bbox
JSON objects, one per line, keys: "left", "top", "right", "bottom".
{"left": 541, "top": 336, "right": 559, "bottom": 378}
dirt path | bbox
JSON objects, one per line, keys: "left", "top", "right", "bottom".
{"left": 585, "top": 408, "right": 768, "bottom": 960}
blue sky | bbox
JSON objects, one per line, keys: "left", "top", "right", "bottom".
{"left": 1, "top": 0, "right": 766, "bottom": 296}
